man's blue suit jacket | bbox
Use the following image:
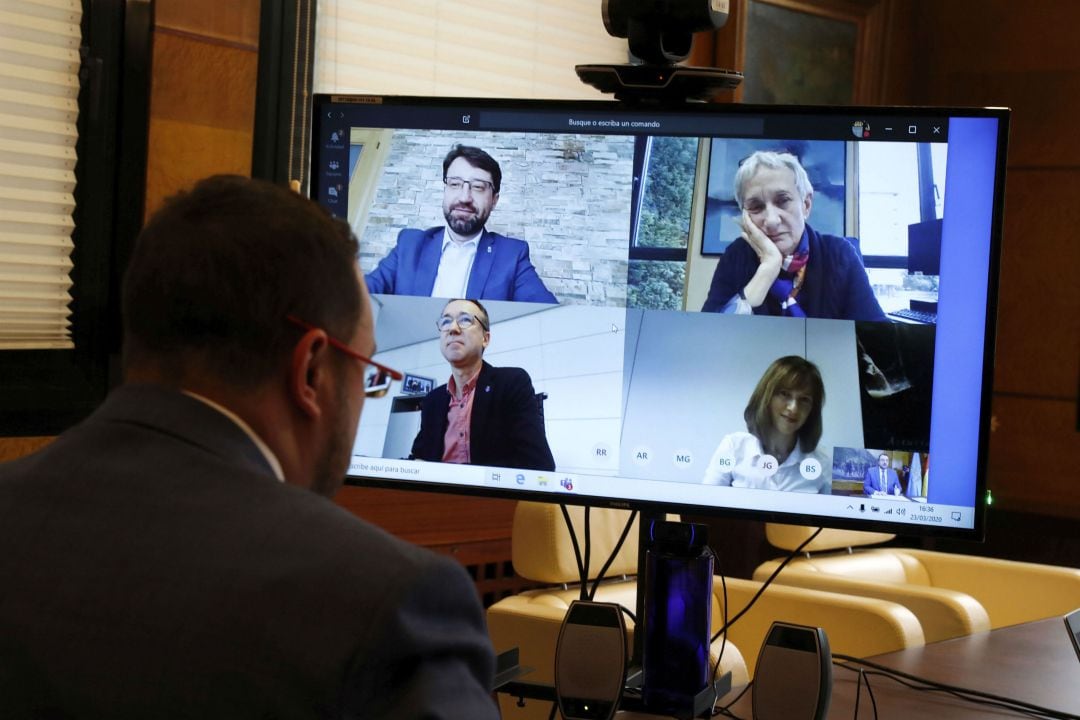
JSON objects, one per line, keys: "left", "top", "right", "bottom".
{"left": 365, "top": 227, "right": 557, "bottom": 303}
{"left": 863, "top": 466, "right": 903, "bottom": 496}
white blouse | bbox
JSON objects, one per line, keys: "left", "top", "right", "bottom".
{"left": 702, "top": 431, "right": 830, "bottom": 494}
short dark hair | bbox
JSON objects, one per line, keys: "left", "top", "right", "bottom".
{"left": 442, "top": 298, "right": 490, "bottom": 331}
{"left": 443, "top": 144, "right": 502, "bottom": 194}
{"left": 744, "top": 356, "right": 826, "bottom": 453}
{"left": 122, "top": 175, "right": 362, "bottom": 388}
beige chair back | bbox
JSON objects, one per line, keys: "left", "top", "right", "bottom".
{"left": 716, "top": 576, "right": 924, "bottom": 677}
{"left": 766, "top": 522, "right": 895, "bottom": 553}
{"left": 511, "top": 502, "right": 642, "bottom": 584}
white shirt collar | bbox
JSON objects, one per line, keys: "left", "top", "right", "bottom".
{"left": 442, "top": 224, "right": 482, "bottom": 249}
{"left": 182, "top": 391, "right": 285, "bottom": 482}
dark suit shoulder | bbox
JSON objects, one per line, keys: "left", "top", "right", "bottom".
{"left": 419, "top": 382, "right": 451, "bottom": 410}
{"left": 480, "top": 363, "right": 530, "bottom": 383}
{"left": 476, "top": 364, "right": 535, "bottom": 397}
{"left": 0, "top": 386, "right": 495, "bottom": 718}
{"left": 270, "top": 486, "right": 462, "bottom": 594}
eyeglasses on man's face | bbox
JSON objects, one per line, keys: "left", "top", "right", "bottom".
{"left": 436, "top": 312, "right": 489, "bottom": 333}
{"left": 285, "top": 315, "right": 403, "bottom": 398}
{"left": 444, "top": 176, "right": 494, "bottom": 194}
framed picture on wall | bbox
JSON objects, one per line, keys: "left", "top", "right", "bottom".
{"left": 740, "top": 0, "right": 888, "bottom": 105}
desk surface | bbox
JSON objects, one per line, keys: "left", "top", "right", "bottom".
{"left": 721, "top": 618, "right": 1080, "bottom": 719}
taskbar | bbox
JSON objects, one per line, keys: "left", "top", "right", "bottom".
{"left": 346, "top": 457, "right": 975, "bottom": 531}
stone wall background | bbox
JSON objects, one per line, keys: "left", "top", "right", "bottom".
{"left": 358, "top": 129, "right": 635, "bottom": 307}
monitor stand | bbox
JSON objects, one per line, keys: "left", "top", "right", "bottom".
{"left": 497, "top": 509, "right": 732, "bottom": 719}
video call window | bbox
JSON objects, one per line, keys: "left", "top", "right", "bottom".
{"left": 311, "top": 96, "right": 1003, "bottom": 532}
{"left": 349, "top": 128, "right": 943, "bottom": 483}
{"left": 701, "top": 139, "right": 848, "bottom": 256}
{"left": 343, "top": 125, "right": 946, "bottom": 324}
{"left": 623, "top": 135, "right": 947, "bottom": 322}
{"left": 350, "top": 128, "right": 636, "bottom": 308}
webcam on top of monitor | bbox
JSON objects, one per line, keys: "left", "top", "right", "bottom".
{"left": 577, "top": 0, "right": 743, "bottom": 102}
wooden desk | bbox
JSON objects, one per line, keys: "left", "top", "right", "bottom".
{"left": 721, "top": 618, "right": 1080, "bottom": 718}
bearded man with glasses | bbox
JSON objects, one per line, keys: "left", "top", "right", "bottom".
{"left": 365, "top": 144, "right": 557, "bottom": 303}
{"left": 0, "top": 176, "right": 498, "bottom": 719}
{"left": 410, "top": 298, "right": 556, "bottom": 472}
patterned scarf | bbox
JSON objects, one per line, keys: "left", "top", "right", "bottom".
{"left": 767, "top": 232, "right": 810, "bottom": 317}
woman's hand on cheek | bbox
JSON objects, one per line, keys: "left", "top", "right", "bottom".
{"left": 741, "top": 211, "right": 782, "bottom": 270}
{"left": 740, "top": 211, "right": 783, "bottom": 308}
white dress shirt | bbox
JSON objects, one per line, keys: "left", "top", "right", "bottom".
{"left": 431, "top": 227, "right": 481, "bottom": 298}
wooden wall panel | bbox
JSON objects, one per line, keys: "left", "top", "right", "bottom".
{"left": 936, "top": 70, "right": 1080, "bottom": 168}
{"left": 334, "top": 486, "right": 522, "bottom": 590}
{"left": 993, "top": 169, "right": 1080, "bottom": 398}
{"left": 987, "top": 396, "right": 1080, "bottom": 517}
{"left": 149, "top": 31, "right": 259, "bottom": 131}
{"left": 334, "top": 486, "right": 517, "bottom": 548}
{"left": 145, "top": 119, "right": 258, "bottom": 212}
{"left": 911, "top": 3, "right": 1080, "bottom": 78}
{"left": 906, "top": 2, "right": 1080, "bottom": 167}
{"left": 155, "top": 0, "right": 260, "bottom": 47}
{"left": 898, "top": 0, "right": 1080, "bottom": 519}
{"left": 143, "top": 0, "right": 260, "bottom": 216}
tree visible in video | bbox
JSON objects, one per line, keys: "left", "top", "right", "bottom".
{"left": 630, "top": 136, "right": 697, "bottom": 310}
{"left": 637, "top": 136, "right": 696, "bottom": 249}
{"left": 628, "top": 260, "right": 685, "bottom": 311}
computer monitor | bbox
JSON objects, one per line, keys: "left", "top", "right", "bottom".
{"left": 908, "top": 218, "right": 942, "bottom": 276}
{"left": 310, "top": 95, "right": 1007, "bottom": 539}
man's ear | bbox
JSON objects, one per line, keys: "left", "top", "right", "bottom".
{"left": 802, "top": 191, "right": 813, "bottom": 219}
{"left": 490, "top": 192, "right": 499, "bottom": 212}
{"left": 288, "top": 329, "right": 332, "bottom": 420}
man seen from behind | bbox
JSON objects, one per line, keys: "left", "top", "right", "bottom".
{"left": 0, "top": 176, "right": 498, "bottom": 719}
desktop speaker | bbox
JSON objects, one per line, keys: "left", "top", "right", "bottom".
{"left": 555, "top": 600, "right": 628, "bottom": 720}
{"left": 752, "top": 621, "right": 831, "bottom": 720}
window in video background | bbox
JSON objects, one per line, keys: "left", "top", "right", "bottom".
{"left": 626, "top": 136, "right": 700, "bottom": 311}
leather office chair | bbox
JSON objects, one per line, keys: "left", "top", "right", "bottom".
{"left": 754, "top": 523, "right": 1080, "bottom": 642}
{"left": 488, "top": 504, "right": 925, "bottom": 718}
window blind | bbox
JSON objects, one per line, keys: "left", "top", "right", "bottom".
{"left": 0, "top": 0, "right": 81, "bottom": 350}
{"left": 314, "top": 0, "right": 627, "bottom": 98}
